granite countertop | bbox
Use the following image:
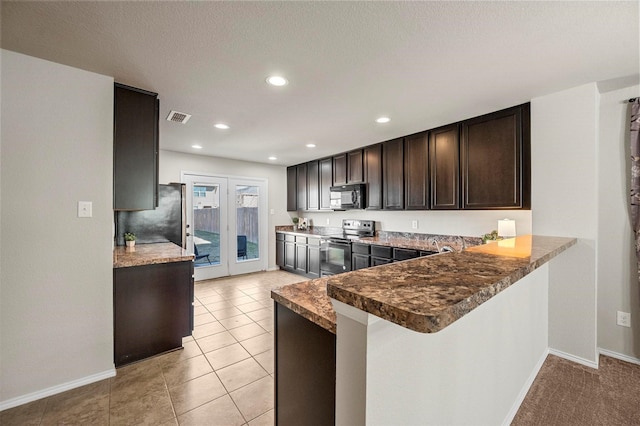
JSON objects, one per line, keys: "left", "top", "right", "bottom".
{"left": 113, "top": 242, "right": 194, "bottom": 268}
{"left": 271, "top": 235, "right": 576, "bottom": 335}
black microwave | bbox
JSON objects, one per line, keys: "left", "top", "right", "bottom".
{"left": 330, "top": 184, "right": 366, "bottom": 210}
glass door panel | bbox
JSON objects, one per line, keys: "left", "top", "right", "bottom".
{"left": 229, "top": 178, "right": 267, "bottom": 276}
{"left": 235, "top": 185, "right": 259, "bottom": 262}
{"left": 184, "top": 175, "right": 228, "bottom": 280}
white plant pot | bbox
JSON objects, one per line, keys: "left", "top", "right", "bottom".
{"left": 126, "top": 240, "right": 135, "bottom": 247}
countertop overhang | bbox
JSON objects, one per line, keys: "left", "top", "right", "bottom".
{"left": 271, "top": 235, "right": 576, "bottom": 334}
{"left": 113, "top": 242, "right": 194, "bottom": 268}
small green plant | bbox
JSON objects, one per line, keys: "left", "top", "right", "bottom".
{"left": 124, "top": 232, "right": 136, "bottom": 242}
{"left": 481, "top": 230, "right": 502, "bottom": 244}
{"left": 291, "top": 217, "right": 299, "bottom": 225}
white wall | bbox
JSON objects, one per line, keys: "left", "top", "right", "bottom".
{"left": 0, "top": 50, "right": 114, "bottom": 408}
{"left": 159, "top": 150, "right": 289, "bottom": 270}
{"left": 597, "top": 83, "right": 640, "bottom": 360}
{"left": 302, "top": 209, "right": 532, "bottom": 238}
{"left": 531, "top": 83, "right": 599, "bottom": 365}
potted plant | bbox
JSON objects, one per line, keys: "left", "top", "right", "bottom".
{"left": 481, "top": 230, "right": 502, "bottom": 244}
{"left": 292, "top": 217, "right": 299, "bottom": 229}
{"left": 124, "top": 232, "right": 136, "bottom": 247}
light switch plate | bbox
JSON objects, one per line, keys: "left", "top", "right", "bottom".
{"left": 78, "top": 201, "right": 92, "bottom": 218}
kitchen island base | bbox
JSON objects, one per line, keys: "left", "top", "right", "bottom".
{"left": 274, "top": 302, "right": 336, "bottom": 425}
{"left": 114, "top": 260, "right": 194, "bottom": 367}
{"left": 333, "top": 264, "right": 550, "bottom": 425}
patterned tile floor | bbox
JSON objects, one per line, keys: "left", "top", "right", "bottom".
{"left": 0, "top": 270, "right": 306, "bottom": 426}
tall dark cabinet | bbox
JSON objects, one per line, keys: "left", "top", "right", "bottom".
{"left": 461, "top": 104, "right": 530, "bottom": 209}
{"left": 333, "top": 154, "right": 347, "bottom": 186}
{"left": 404, "top": 132, "right": 429, "bottom": 210}
{"left": 364, "top": 144, "right": 383, "bottom": 210}
{"left": 113, "top": 83, "right": 159, "bottom": 210}
{"left": 430, "top": 124, "right": 460, "bottom": 209}
{"left": 307, "top": 160, "right": 319, "bottom": 210}
{"left": 383, "top": 138, "right": 404, "bottom": 210}
{"left": 286, "top": 166, "right": 297, "bottom": 211}
{"left": 347, "top": 150, "right": 364, "bottom": 183}
{"left": 319, "top": 158, "right": 333, "bottom": 210}
{"left": 296, "top": 163, "right": 308, "bottom": 211}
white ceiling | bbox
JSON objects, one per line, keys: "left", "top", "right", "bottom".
{"left": 2, "top": 1, "right": 638, "bottom": 166}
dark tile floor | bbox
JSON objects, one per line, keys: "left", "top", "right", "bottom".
{"left": 0, "top": 270, "right": 306, "bottom": 426}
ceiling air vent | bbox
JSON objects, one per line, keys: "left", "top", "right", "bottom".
{"left": 166, "top": 110, "right": 192, "bottom": 124}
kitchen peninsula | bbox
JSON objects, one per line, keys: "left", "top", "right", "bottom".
{"left": 113, "top": 243, "right": 194, "bottom": 367}
{"left": 272, "top": 234, "right": 576, "bottom": 425}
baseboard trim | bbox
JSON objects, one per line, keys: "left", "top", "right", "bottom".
{"left": 501, "top": 348, "right": 549, "bottom": 426}
{"left": 598, "top": 348, "right": 640, "bottom": 366}
{"left": 0, "top": 368, "right": 116, "bottom": 412}
{"left": 548, "top": 348, "right": 599, "bottom": 369}
{"left": 266, "top": 266, "right": 280, "bottom": 272}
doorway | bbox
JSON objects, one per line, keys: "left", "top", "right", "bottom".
{"left": 183, "top": 172, "right": 268, "bottom": 281}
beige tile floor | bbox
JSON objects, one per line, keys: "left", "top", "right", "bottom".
{"left": 0, "top": 270, "right": 306, "bottom": 426}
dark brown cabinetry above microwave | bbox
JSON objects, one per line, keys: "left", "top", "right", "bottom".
{"left": 333, "top": 149, "right": 364, "bottom": 186}
{"left": 113, "top": 83, "right": 159, "bottom": 210}
{"left": 286, "top": 103, "right": 530, "bottom": 211}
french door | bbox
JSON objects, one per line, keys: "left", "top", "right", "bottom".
{"left": 183, "top": 172, "right": 267, "bottom": 281}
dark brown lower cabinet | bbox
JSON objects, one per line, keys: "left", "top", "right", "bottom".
{"left": 114, "top": 261, "right": 194, "bottom": 367}
{"left": 275, "top": 303, "right": 336, "bottom": 426}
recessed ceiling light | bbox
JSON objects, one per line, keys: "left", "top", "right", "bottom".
{"left": 266, "top": 75, "right": 288, "bottom": 86}
{"left": 376, "top": 117, "right": 391, "bottom": 124}
{"left": 214, "top": 123, "right": 230, "bottom": 130}
{"left": 306, "top": 143, "right": 316, "bottom": 148}
{"left": 268, "top": 156, "right": 277, "bottom": 161}
{"left": 192, "top": 144, "right": 202, "bottom": 149}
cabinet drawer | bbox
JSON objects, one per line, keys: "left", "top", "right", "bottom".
{"left": 371, "top": 257, "right": 393, "bottom": 266}
{"left": 371, "top": 245, "right": 393, "bottom": 259}
{"left": 393, "top": 248, "right": 419, "bottom": 261}
{"left": 352, "top": 242, "right": 371, "bottom": 255}
{"left": 308, "top": 237, "right": 321, "bottom": 247}
{"left": 285, "top": 234, "right": 296, "bottom": 242}
{"left": 420, "top": 250, "right": 439, "bottom": 257}
{"left": 295, "top": 236, "right": 307, "bottom": 244}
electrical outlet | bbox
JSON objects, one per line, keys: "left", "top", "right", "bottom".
{"left": 326, "top": 218, "right": 330, "bottom": 225}
{"left": 412, "top": 220, "right": 418, "bottom": 229}
{"left": 616, "top": 311, "right": 631, "bottom": 328}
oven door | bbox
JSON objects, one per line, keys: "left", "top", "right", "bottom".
{"left": 320, "top": 239, "right": 352, "bottom": 276}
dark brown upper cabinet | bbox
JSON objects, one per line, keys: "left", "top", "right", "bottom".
{"left": 333, "top": 150, "right": 364, "bottom": 186}
{"left": 333, "top": 154, "right": 347, "bottom": 186}
{"left": 286, "top": 166, "right": 297, "bottom": 211}
{"left": 404, "top": 132, "right": 429, "bottom": 210}
{"left": 347, "top": 150, "right": 364, "bottom": 183}
{"left": 364, "top": 144, "right": 383, "bottom": 210}
{"left": 307, "top": 160, "right": 319, "bottom": 210}
{"left": 429, "top": 124, "right": 460, "bottom": 209}
{"left": 383, "top": 138, "right": 404, "bottom": 210}
{"left": 319, "top": 158, "right": 333, "bottom": 210}
{"left": 296, "top": 163, "right": 308, "bottom": 211}
{"left": 113, "top": 83, "right": 159, "bottom": 210}
{"left": 461, "top": 103, "right": 530, "bottom": 209}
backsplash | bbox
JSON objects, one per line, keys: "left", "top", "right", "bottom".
{"left": 375, "top": 230, "right": 483, "bottom": 252}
